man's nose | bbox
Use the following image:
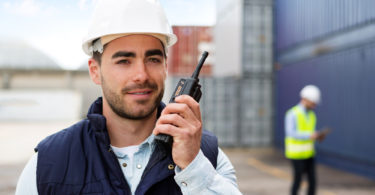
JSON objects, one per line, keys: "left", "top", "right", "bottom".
{"left": 132, "top": 61, "right": 148, "bottom": 83}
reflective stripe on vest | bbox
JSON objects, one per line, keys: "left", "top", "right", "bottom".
{"left": 285, "top": 105, "right": 316, "bottom": 159}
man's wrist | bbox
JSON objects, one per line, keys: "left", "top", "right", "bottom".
{"left": 174, "top": 150, "right": 216, "bottom": 193}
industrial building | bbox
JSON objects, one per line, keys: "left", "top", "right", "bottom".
{"left": 0, "top": 39, "right": 100, "bottom": 121}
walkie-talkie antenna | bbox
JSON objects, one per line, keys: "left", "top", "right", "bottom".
{"left": 191, "top": 51, "right": 209, "bottom": 79}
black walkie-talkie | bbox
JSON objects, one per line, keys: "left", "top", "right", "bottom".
{"left": 155, "top": 51, "right": 209, "bottom": 145}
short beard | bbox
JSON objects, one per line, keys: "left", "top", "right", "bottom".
{"left": 102, "top": 79, "right": 164, "bottom": 120}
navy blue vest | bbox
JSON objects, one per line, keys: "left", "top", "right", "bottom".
{"left": 35, "top": 98, "right": 218, "bottom": 195}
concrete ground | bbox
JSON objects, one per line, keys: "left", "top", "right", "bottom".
{"left": 1, "top": 122, "right": 374, "bottom": 195}
{"left": 223, "top": 148, "right": 375, "bottom": 195}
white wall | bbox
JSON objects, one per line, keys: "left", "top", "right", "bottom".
{"left": 0, "top": 90, "right": 82, "bottom": 121}
{"left": 214, "top": 0, "right": 243, "bottom": 77}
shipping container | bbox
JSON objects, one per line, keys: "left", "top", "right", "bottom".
{"left": 168, "top": 75, "right": 273, "bottom": 147}
{"left": 275, "top": 0, "right": 375, "bottom": 179}
{"left": 275, "top": 0, "right": 375, "bottom": 51}
{"left": 168, "top": 26, "right": 214, "bottom": 77}
{"left": 214, "top": 0, "right": 244, "bottom": 77}
{"left": 239, "top": 77, "right": 273, "bottom": 146}
{"left": 242, "top": 0, "right": 273, "bottom": 75}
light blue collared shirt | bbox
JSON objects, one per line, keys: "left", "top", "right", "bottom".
{"left": 15, "top": 134, "right": 242, "bottom": 195}
{"left": 285, "top": 103, "right": 315, "bottom": 140}
{"left": 111, "top": 134, "right": 156, "bottom": 194}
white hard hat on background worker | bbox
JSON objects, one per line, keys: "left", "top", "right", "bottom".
{"left": 82, "top": 0, "right": 177, "bottom": 56}
{"left": 300, "top": 85, "right": 321, "bottom": 104}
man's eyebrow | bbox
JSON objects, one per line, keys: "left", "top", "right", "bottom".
{"left": 145, "top": 49, "right": 164, "bottom": 57}
{"left": 112, "top": 51, "right": 135, "bottom": 59}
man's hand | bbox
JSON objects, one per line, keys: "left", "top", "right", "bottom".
{"left": 311, "top": 128, "right": 331, "bottom": 142}
{"left": 153, "top": 95, "right": 202, "bottom": 169}
{"left": 316, "top": 128, "right": 331, "bottom": 142}
{"left": 310, "top": 132, "right": 320, "bottom": 140}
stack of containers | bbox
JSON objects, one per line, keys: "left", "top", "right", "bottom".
{"left": 239, "top": 0, "right": 273, "bottom": 146}
{"left": 167, "top": 0, "right": 274, "bottom": 147}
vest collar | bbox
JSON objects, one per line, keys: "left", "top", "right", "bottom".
{"left": 87, "top": 97, "right": 106, "bottom": 132}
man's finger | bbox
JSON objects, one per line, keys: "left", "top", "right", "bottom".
{"left": 174, "top": 95, "right": 201, "bottom": 120}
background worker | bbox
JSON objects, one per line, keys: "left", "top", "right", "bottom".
{"left": 284, "top": 85, "right": 326, "bottom": 195}
{"left": 15, "top": 0, "right": 241, "bottom": 194}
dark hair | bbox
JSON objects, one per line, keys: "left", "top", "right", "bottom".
{"left": 92, "top": 50, "right": 103, "bottom": 65}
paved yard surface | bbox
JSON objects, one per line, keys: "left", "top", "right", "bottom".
{"left": 223, "top": 148, "right": 375, "bottom": 195}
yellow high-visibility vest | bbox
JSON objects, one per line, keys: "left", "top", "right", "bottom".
{"left": 285, "top": 105, "right": 316, "bottom": 159}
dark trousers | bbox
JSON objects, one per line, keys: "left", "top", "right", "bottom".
{"left": 290, "top": 158, "right": 316, "bottom": 195}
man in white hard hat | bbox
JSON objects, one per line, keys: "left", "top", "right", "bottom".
{"left": 284, "top": 85, "right": 326, "bottom": 195}
{"left": 16, "top": 0, "right": 241, "bottom": 194}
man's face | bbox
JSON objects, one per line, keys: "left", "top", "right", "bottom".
{"left": 302, "top": 98, "right": 317, "bottom": 110}
{"left": 91, "top": 35, "right": 167, "bottom": 120}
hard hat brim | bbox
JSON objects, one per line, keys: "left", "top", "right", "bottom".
{"left": 82, "top": 32, "right": 177, "bottom": 56}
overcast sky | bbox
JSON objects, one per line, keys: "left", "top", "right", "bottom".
{"left": 0, "top": 0, "right": 216, "bottom": 69}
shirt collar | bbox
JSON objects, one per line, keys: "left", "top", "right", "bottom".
{"left": 298, "top": 103, "right": 308, "bottom": 114}
{"left": 140, "top": 133, "right": 156, "bottom": 152}
{"left": 112, "top": 134, "right": 156, "bottom": 159}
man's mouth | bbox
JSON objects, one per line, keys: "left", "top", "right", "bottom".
{"left": 131, "top": 92, "right": 149, "bottom": 95}
{"left": 127, "top": 89, "right": 153, "bottom": 96}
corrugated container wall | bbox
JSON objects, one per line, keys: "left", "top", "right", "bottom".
{"left": 242, "top": 0, "right": 273, "bottom": 76}
{"left": 275, "top": 0, "right": 375, "bottom": 179}
{"left": 167, "top": 26, "right": 213, "bottom": 77}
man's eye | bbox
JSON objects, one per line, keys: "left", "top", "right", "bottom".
{"left": 116, "top": 59, "right": 130, "bottom": 64}
{"left": 148, "top": 58, "right": 162, "bottom": 63}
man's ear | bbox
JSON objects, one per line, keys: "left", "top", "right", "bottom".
{"left": 88, "top": 58, "right": 101, "bottom": 85}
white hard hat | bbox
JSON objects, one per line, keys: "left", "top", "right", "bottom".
{"left": 82, "top": 0, "right": 177, "bottom": 56}
{"left": 300, "top": 85, "right": 321, "bottom": 104}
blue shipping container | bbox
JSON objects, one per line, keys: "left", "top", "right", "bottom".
{"left": 275, "top": 0, "right": 375, "bottom": 180}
